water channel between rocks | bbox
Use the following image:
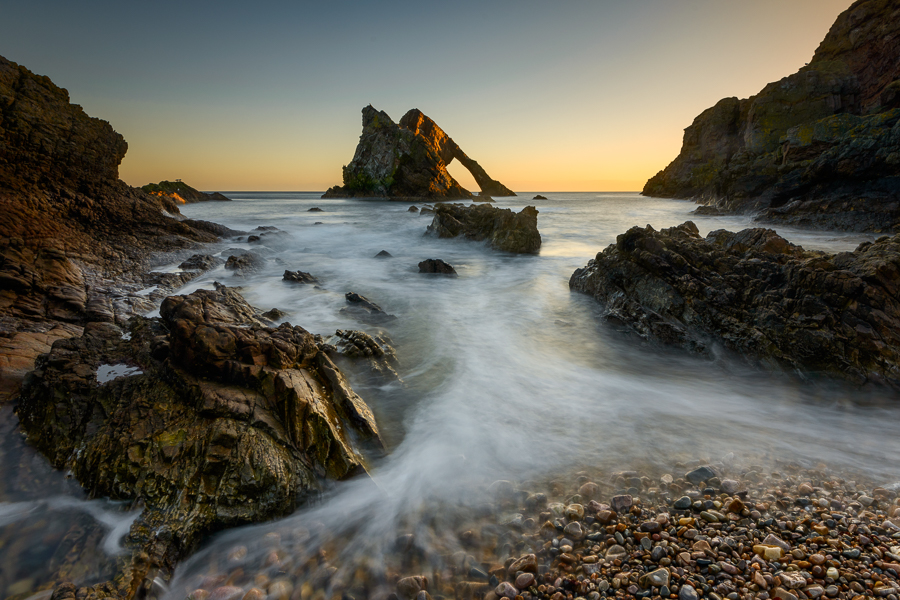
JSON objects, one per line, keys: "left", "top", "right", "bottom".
{"left": 2, "top": 192, "right": 897, "bottom": 599}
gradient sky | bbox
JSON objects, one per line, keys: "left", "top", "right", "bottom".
{"left": 2, "top": 1, "right": 854, "bottom": 192}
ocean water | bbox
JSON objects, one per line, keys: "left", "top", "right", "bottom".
{"left": 2, "top": 192, "right": 897, "bottom": 598}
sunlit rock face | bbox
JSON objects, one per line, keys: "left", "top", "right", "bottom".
{"left": 323, "top": 105, "right": 515, "bottom": 200}
{"left": 141, "top": 180, "right": 231, "bottom": 204}
{"left": 570, "top": 221, "right": 900, "bottom": 388}
{"left": 16, "top": 284, "right": 384, "bottom": 598}
{"left": 643, "top": 0, "right": 900, "bottom": 233}
{"left": 0, "top": 54, "right": 222, "bottom": 403}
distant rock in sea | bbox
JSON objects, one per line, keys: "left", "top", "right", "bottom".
{"left": 322, "top": 105, "right": 515, "bottom": 201}
{"left": 141, "top": 179, "right": 231, "bottom": 204}
{"left": 643, "top": 0, "right": 900, "bottom": 233}
{"left": 570, "top": 220, "right": 900, "bottom": 388}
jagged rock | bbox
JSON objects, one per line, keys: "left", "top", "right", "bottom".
{"left": 283, "top": 270, "right": 319, "bottom": 284}
{"left": 340, "top": 292, "right": 397, "bottom": 325}
{"left": 533, "top": 195, "right": 547, "bottom": 200}
{"left": 179, "top": 254, "right": 223, "bottom": 272}
{"left": 141, "top": 180, "right": 230, "bottom": 204}
{"left": 16, "top": 285, "right": 383, "bottom": 597}
{"left": 427, "top": 204, "right": 542, "bottom": 254}
{"left": 321, "top": 329, "right": 402, "bottom": 382}
{"left": 0, "top": 54, "right": 227, "bottom": 401}
{"left": 408, "top": 206, "right": 419, "bottom": 213}
{"left": 224, "top": 252, "right": 265, "bottom": 276}
{"left": 261, "top": 307, "right": 287, "bottom": 321}
{"left": 374, "top": 250, "right": 393, "bottom": 258}
{"left": 418, "top": 259, "right": 458, "bottom": 276}
{"left": 570, "top": 221, "right": 900, "bottom": 388}
{"left": 643, "top": 0, "right": 900, "bottom": 233}
{"left": 322, "top": 106, "right": 514, "bottom": 200}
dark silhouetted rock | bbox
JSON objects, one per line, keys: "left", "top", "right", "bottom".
{"left": 224, "top": 252, "right": 265, "bottom": 276}
{"left": 261, "top": 307, "right": 287, "bottom": 321}
{"left": 16, "top": 284, "right": 383, "bottom": 597}
{"left": 570, "top": 221, "right": 900, "bottom": 388}
{"left": 643, "top": 0, "right": 900, "bottom": 233}
{"left": 340, "top": 292, "right": 397, "bottom": 325}
{"left": 283, "top": 269, "right": 319, "bottom": 284}
{"left": 322, "top": 106, "right": 514, "bottom": 200}
{"left": 321, "top": 329, "right": 402, "bottom": 382}
{"left": 418, "top": 259, "right": 458, "bottom": 276}
{"left": 533, "top": 195, "right": 548, "bottom": 200}
{"left": 374, "top": 250, "right": 393, "bottom": 258}
{"left": 308, "top": 207, "right": 324, "bottom": 212}
{"left": 427, "top": 204, "right": 542, "bottom": 254}
{"left": 408, "top": 206, "right": 419, "bottom": 213}
{"left": 141, "top": 180, "right": 231, "bottom": 204}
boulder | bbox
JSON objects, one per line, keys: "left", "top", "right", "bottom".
{"left": 427, "top": 204, "right": 542, "bottom": 254}
{"left": 283, "top": 270, "right": 319, "bottom": 284}
{"left": 16, "top": 285, "right": 383, "bottom": 597}
{"left": 340, "top": 292, "right": 397, "bottom": 324}
{"left": 533, "top": 195, "right": 547, "bottom": 200}
{"left": 408, "top": 206, "right": 419, "bottom": 213}
{"left": 418, "top": 259, "right": 458, "bottom": 276}
{"left": 179, "top": 254, "right": 223, "bottom": 271}
{"left": 569, "top": 221, "right": 900, "bottom": 388}
{"left": 322, "top": 106, "right": 514, "bottom": 200}
{"left": 374, "top": 250, "right": 393, "bottom": 258}
{"left": 224, "top": 252, "right": 265, "bottom": 276}
{"left": 643, "top": 1, "right": 900, "bottom": 233}
{"left": 321, "top": 329, "right": 402, "bottom": 382}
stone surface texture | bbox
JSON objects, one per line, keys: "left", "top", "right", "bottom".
{"left": 427, "top": 204, "right": 542, "bottom": 254}
{"left": 570, "top": 221, "right": 900, "bottom": 388}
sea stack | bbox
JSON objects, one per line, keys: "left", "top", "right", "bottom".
{"left": 323, "top": 105, "right": 515, "bottom": 201}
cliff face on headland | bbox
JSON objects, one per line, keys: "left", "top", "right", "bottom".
{"left": 323, "top": 105, "right": 515, "bottom": 200}
{"left": 141, "top": 179, "right": 231, "bottom": 204}
{"left": 0, "top": 54, "right": 219, "bottom": 401}
{"left": 643, "top": 0, "right": 900, "bottom": 232}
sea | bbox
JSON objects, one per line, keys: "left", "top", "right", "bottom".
{"left": 1, "top": 192, "right": 898, "bottom": 599}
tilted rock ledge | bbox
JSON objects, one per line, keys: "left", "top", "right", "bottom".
{"left": 569, "top": 221, "right": 900, "bottom": 388}
{"left": 427, "top": 203, "right": 542, "bottom": 254}
{"left": 323, "top": 106, "right": 515, "bottom": 201}
{"left": 16, "top": 285, "right": 385, "bottom": 598}
{"left": 643, "top": 0, "right": 900, "bottom": 233}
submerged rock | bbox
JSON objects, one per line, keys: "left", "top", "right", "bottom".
{"left": 374, "top": 250, "right": 394, "bottom": 258}
{"left": 225, "top": 252, "right": 265, "bottom": 276}
{"left": 322, "top": 329, "right": 402, "bottom": 382}
{"left": 322, "top": 106, "right": 514, "bottom": 200}
{"left": 643, "top": 1, "right": 900, "bottom": 233}
{"left": 179, "top": 254, "right": 223, "bottom": 272}
{"left": 340, "top": 292, "right": 397, "bottom": 325}
{"left": 427, "top": 204, "right": 542, "bottom": 254}
{"left": 570, "top": 221, "right": 900, "bottom": 387}
{"left": 16, "top": 284, "right": 383, "bottom": 597}
{"left": 418, "top": 259, "right": 458, "bottom": 276}
{"left": 283, "top": 269, "right": 319, "bottom": 284}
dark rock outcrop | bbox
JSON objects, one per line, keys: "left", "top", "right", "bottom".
{"left": 178, "top": 254, "right": 223, "bottom": 272}
{"left": 141, "top": 180, "right": 230, "bottom": 204}
{"left": 340, "top": 292, "right": 397, "bottom": 325}
{"left": 374, "top": 250, "right": 393, "bottom": 258}
{"left": 570, "top": 221, "right": 900, "bottom": 388}
{"left": 224, "top": 252, "right": 265, "bottom": 276}
{"left": 643, "top": 0, "right": 900, "bottom": 233}
{"left": 533, "top": 195, "right": 548, "bottom": 200}
{"left": 418, "top": 258, "right": 458, "bottom": 276}
{"left": 322, "top": 106, "right": 514, "bottom": 200}
{"left": 0, "top": 54, "right": 225, "bottom": 402}
{"left": 16, "top": 285, "right": 383, "bottom": 597}
{"left": 427, "top": 204, "right": 542, "bottom": 254}
{"left": 321, "top": 329, "right": 402, "bottom": 383}
{"left": 283, "top": 269, "right": 319, "bottom": 284}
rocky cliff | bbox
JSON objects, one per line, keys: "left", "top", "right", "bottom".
{"left": 643, "top": 0, "right": 900, "bottom": 233}
{"left": 323, "top": 106, "right": 515, "bottom": 200}
{"left": 141, "top": 179, "right": 231, "bottom": 204}
{"left": 570, "top": 221, "right": 900, "bottom": 388}
{"left": 0, "top": 54, "right": 222, "bottom": 402}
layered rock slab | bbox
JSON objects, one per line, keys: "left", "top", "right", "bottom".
{"left": 569, "top": 221, "right": 900, "bottom": 388}
{"left": 427, "top": 204, "right": 542, "bottom": 254}
{"left": 16, "top": 285, "right": 383, "bottom": 598}
{"left": 323, "top": 106, "right": 514, "bottom": 200}
{"left": 643, "top": 0, "right": 900, "bottom": 233}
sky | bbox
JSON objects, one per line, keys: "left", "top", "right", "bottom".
{"left": 2, "top": 0, "right": 855, "bottom": 192}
